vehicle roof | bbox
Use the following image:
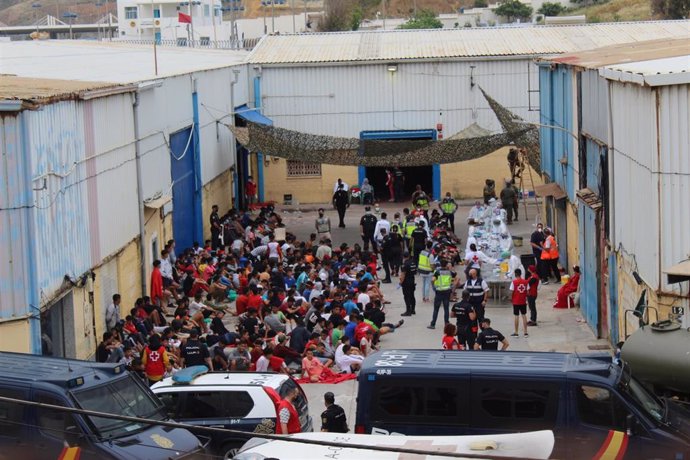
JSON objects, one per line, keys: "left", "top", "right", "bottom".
{"left": 360, "top": 350, "right": 613, "bottom": 379}
{"left": 151, "top": 372, "right": 289, "bottom": 392}
{"left": 0, "top": 352, "right": 127, "bottom": 389}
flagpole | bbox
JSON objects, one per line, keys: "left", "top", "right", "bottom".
{"left": 188, "top": 1, "right": 194, "bottom": 47}
{"left": 151, "top": 0, "right": 158, "bottom": 75}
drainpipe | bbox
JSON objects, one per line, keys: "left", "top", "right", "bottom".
{"left": 132, "top": 92, "right": 148, "bottom": 297}
{"left": 230, "top": 68, "right": 240, "bottom": 210}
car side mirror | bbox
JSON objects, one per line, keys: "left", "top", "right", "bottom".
{"left": 626, "top": 414, "right": 639, "bottom": 437}
{"left": 64, "top": 424, "right": 82, "bottom": 447}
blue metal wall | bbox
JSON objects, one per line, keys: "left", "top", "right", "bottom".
{"left": 579, "top": 203, "right": 599, "bottom": 334}
{"left": 538, "top": 65, "right": 576, "bottom": 201}
{"left": 170, "top": 127, "right": 197, "bottom": 250}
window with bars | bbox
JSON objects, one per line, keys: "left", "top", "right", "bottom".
{"left": 286, "top": 161, "right": 321, "bottom": 177}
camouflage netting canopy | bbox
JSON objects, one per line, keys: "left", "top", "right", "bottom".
{"left": 228, "top": 90, "right": 540, "bottom": 170}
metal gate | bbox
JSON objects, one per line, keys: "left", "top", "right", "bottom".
{"left": 170, "top": 127, "right": 198, "bottom": 250}
{"left": 579, "top": 203, "right": 599, "bottom": 335}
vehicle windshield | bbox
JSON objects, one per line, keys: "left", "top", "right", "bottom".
{"left": 72, "top": 375, "right": 165, "bottom": 438}
{"left": 618, "top": 366, "right": 664, "bottom": 423}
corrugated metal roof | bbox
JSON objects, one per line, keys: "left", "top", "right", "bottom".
{"left": 542, "top": 38, "right": 690, "bottom": 86}
{"left": 543, "top": 37, "right": 690, "bottom": 69}
{"left": 0, "top": 76, "right": 122, "bottom": 106}
{"left": 248, "top": 21, "right": 690, "bottom": 64}
{"left": 600, "top": 55, "right": 690, "bottom": 86}
{"left": 0, "top": 40, "right": 248, "bottom": 88}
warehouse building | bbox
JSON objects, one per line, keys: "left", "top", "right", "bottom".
{"left": 246, "top": 21, "right": 690, "bottom": 205}
{"left": 537, "top": 38, "right": 690, "bottom": 343}
{"left": 0, "top": 41, "right": 249, "bottom": 356}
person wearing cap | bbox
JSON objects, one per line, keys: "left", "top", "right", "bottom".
{"left": 360, "top": 206, "right": 378, "bottom": 252}
{"left": 474, "top": 318, "right": 509, "bottom": 351}
{"left": 332, "top": 185, "right": 350, "bottom": 228}
{"left": 439, "top": 192, "right": 458, "bottom": 233}
{"left": 526, "top": 264, "right": 540, "bottom": 326}
{"left": 321, "top": 392, "right": 348, "bottom": 433}
{"left": 399, "top": 250, "right": 417, "bottom": 317}
{"left": 315, "top": 208, "right": 332, "bottom": 242}
{"left": 499, "top": 179, "right": 516, "bottom": 224}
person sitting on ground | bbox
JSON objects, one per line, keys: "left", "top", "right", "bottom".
{"left": 302, "top": 348, "right": 333, "bottom": 382}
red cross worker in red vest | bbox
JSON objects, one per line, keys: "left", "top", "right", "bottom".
{"left": 276, "top": 387, "right": 302, "bottom": 434}
{"left": 510, "top": 268, "right": 530, "bottom": 338}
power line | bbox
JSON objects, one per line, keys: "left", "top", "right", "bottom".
{"left": 0, "top": 394, "right": 543, "bottom": 460}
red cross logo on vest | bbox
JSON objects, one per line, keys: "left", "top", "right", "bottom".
{"left": 517, "top": 283, "right": 527, "bottom": 293}
{"left": 149, "top": 350, "right": 160, "bottom": 362}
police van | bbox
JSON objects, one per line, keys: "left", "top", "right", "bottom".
{"left": 152, "top": 371, "right": 313, "bottom": 457}
{"left": 0, "top": 352, "right": 205, "bottom": 459}
{"left": 355, "top": 350, "right": 690, "bottom": 460}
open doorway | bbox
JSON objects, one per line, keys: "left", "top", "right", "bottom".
{"left": 364, "top": 166, "right": 433, "bottom": 201}
{"left": 359, "top": 129, "right": 440, "bottom": 202}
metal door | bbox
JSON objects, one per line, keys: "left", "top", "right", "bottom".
{"left": 579, "top": 203, "right": 599, "bottom": 335}
{"left": 170, "top": 127, "right": 197, "bottom": 250}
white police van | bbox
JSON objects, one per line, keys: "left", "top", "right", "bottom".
{"left": 152, "top": 371, "right": 312, "bottom": 457}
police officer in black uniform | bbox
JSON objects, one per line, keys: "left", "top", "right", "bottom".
{"left": 359, "top": 206, "right": 379, "bottom": 252}
{"left": 451, "top": 290, "right": 477, "bottom": 350}
{"left": 332, "top": 185, "right": 350, "bottom": 228}
{"left": 474, "top": 318, "right": 509, "bottom": 351}
{"left": 180, "top": 330, "right": 212, "bottom": 369}
{"left": 320, "top": 392, "right": 348, "bottom": 432}
{"left": 399, "top": 251, "right": 417, "bottom": 317}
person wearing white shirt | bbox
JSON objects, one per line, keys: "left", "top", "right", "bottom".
{"left": 357, "top": 292, "right": 371, "bottom": 308}
{"left": 333, "top": 178, "right": 349, "bottom": 193}
{"left": 465, "top": 243, "right": 496, "bottom": 277}
{"left": 467, "top": 201, "right": 485, "bottom": 224}
{"left": 373, "top": 212, "right": 391, "bottom": 244}
{"left": 507, "top": 253, "right": 525, "bottom": 279}
{"left": 105, "top": 294, "right": 121, "bottom": 331}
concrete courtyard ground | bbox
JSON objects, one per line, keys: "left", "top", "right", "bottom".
{"left": 258, "top": 200, "right": 611, "bottom": 429}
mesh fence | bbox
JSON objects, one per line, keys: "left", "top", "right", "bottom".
{"left": 229, "top": 122, "right": 530, "bottom": 167}
{"left": 227, "top": 90, "right": 540, "bottom": 170}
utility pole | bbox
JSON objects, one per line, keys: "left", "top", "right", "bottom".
{"left": 106, "top": 0, "right": 112, "bottom": 40}
{"left": 271, "top": 0, "right": 275, "bottom": 34}
{"left": 382, "top": 0, "right": 386, "bottom": 29}
{"left": 291, "top": 0, "right": 295, "bottom": 33}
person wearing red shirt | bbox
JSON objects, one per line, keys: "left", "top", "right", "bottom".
{"left": 509, "top": 268, "right": 530, "bottom": 338}
{"left": 245, "top": 175, "right": 257, "bottom": 207}
{"left": 526, "top": 265, "right": 540, "bottom": 326}
{"left": 150, "top": 260, "right": 164, "bottom": 306}
{"left": 247, "top": 285, "right": 266, "bottom": 318}
{"left": 354, "top": 316, "right": 375, "bottom": 344}
{"left": 442, "top": 323, "right": 463, "bottom": 350}
{"left": 235, "top": 289, "right": 249, "bottom": 316}
{"left": 276, "top": 387, "right": 302, "bottom": 434}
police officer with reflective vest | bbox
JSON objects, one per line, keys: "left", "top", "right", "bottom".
{"left": 404, "top": 215, "right": 417, "bottom": 250}
{"left": 417, "top": 241, "right": 435, "bottom": 303}
{"left": 320, "top": 392, "right": 348, "bottom": 433}
{"left": 428, "top": 261, "right": 456, "bottom": 329}
{"left": 451, "top": 289, "right": 477, "bottom": 350}
{"left": 399, "top": 251, "right": 417, "bottom": 317}
{"left": 439, "top": 192, "right": 458, "bottom": 233}
{"left": 463, "top": 268, "right": 490, "bottom": 328}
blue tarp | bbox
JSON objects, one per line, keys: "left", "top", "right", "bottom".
{"left": 235, "top": 104, "right": 273, "bottom": 126}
